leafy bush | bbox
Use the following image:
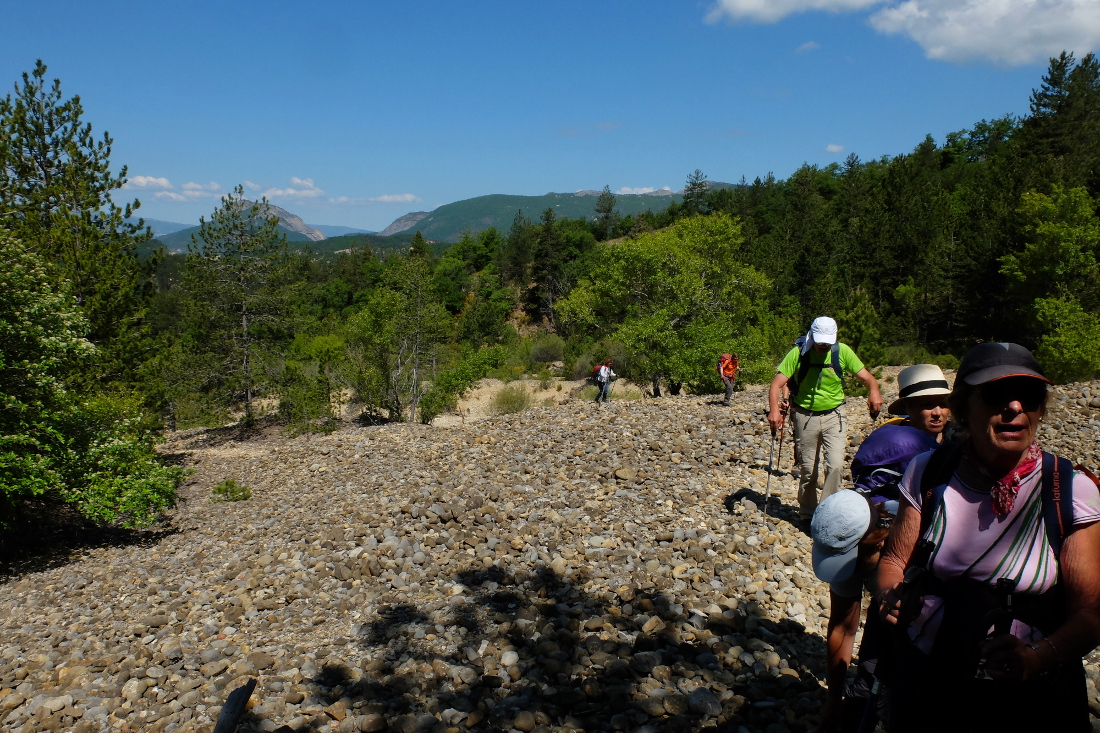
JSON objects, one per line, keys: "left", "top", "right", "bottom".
{"left": 0, "top": 235, "right": 183, "bottom": 529}
{"left": 212, "top": 478, "right": 251, "bottom": 502}
{"left": 537, "top": 369, "right": 553, "bottom": 389}
{"left": 882, "top": 344, "right": 960, "bottom": 370}
{"left": 572, "top": 353, "right": 595, "bottom": 380}
{"left": 577, "top": 385, "right": 600, "bottom": 400}
{"left": 530, "top": 333, "right": 565, "bottom": 364}
{"left": 418, "top": 347, "right": 508, "bottom": 423}
{"left": 55, "top": 393, "right": 187, "bottom": 527}
{"left": 490, "top": 384, "right": 533, "bottom": 414}
{"left": 1034, "top": 296, "right": 1100, "bottom": 383}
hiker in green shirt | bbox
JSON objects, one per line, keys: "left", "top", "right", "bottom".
{"left": 767, "top": 316, "right": 883, "bottom": 523}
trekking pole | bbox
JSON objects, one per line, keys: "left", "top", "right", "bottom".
{"left": 763, "top": 427, "right": 777, "bottom": 519}
{"left": 775, "top": 400, "right": 789, "bottom": 475}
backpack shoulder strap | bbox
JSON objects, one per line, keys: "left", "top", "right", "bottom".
{"left": 918, "top": 440, "right": 965, "bottom": 539}
{"left": 1040, "top": 452, "right": 1076, "bottom": 558}
{"left": 790, "top": 342, "right": 845, "bottom": 395}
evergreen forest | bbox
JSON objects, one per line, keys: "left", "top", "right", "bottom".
{"left": 2, "top": 54, "right": 1099, "bottom": 535}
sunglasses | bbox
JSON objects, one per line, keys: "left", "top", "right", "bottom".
{"left": 977, "top": 377, "right": 1047, "bottom": 411}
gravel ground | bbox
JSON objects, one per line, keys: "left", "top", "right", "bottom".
{"left": 2, "top": 379, "right": 1099, "bottom": 733}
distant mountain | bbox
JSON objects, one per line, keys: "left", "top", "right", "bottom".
{"left": 380, "top": 190, "right": 685, "bottom": 243}
{"left": 312, "top": 224, "right": 375, "bottom": 237}
{"left": 253, "top": 202, "right": 324, "bottom": 242}
{"left": 380, "top": 212, "right": 430, "bottom": 237}
{"left": 127, "top": 217, "right": 194, "bottom": 237}
{"left": 147, "top": 201, "right": 325, "bottom": 253}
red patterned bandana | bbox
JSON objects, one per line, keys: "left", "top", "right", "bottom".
{"left": 967, "top": 441, "right": 1042, "bottom": 517}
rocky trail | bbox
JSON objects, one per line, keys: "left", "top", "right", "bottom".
{"left": 2, "top": 379, "right": 1099, "bottom": 733}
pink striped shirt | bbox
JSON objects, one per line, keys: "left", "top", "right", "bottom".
{"left": 898, "top": 450, "right": 1100, "bottom": 651}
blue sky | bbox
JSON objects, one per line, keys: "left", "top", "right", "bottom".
{"left": 2, "top": 0, "right": 1097, "bottom": 231}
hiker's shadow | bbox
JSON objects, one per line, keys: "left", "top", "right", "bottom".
{"left": 725, "top": 488, "right": 802, "bottom": 529}
{"left": 287, "top": 562, "right": 832, "bottom": 732}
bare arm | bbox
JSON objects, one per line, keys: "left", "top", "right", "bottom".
{"left": 768, "top": 372, "right": 788, "bottom": 433}
{"left": 854, "top": 367, "right": 883, "bottom": 418}
{"left": 876, "top": 498, "right": 921, "bottom": 625}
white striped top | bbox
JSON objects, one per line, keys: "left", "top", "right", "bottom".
{"left": 898, "top": 450, "right": 1100, "bottom": 651}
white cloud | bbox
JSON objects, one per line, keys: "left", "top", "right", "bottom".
{"left": 155, "top": 191, "right": 188, "bottom": 202}
{"left": 369, "top": 193, "right": 423, "bottom": 203}
{"left": 616, "top": 186, "right": 672, "bottom": 195}
{"left": 706, "top": 0, "right": 885, "bottom": 24}
{"left": 869, "top": 0, "right": 1100, "bottom": 66}
{"left": 244, "top": 180, "right": 262, "bottom": 191}
{"left": 261, "top": 177, "right": 326, "bottom": 199}
{"left": 706, "top": 0, "right": 1100, "bottom": 66}
{"left": 125, "top": 175, "right": 172, "bottom": 189}
{"left": 826, "top": 143, "right": 846, "bottom": 153}
{"left": 796, "top": 40, "right": 822, "bottom": 52}
{"left": 181, "top": 182, "right": 222, "bottom": 196}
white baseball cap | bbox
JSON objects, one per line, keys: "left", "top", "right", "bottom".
{"left": 810, "top": 316, "right": 837, "bottom": 345}
{"left": 811, "top": 489, "right": 871, "bottom": 584}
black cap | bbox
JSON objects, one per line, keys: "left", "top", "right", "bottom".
{"left": 956, "top": 342, "right": 1050, "bottom": 386}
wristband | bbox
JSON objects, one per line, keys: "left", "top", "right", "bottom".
{"left": 1025, "top": 642, "right": 1048, "bottom": 678}
{"left": 1043, "top": 637, "right": 1064, "bottom": 666}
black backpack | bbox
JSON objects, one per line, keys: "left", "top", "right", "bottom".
{"left": 789, "top": 338, "right": 843, "bottom": 397}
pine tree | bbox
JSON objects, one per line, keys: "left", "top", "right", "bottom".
{"left": 408, "top": 230, "right": 431, "bottom": 259}
{"left": 0, "top": 61, "right": 152, "bottom": 376}
{"left": 594, "top": 185, "right": 618, "bottom": 239}
{"left": 182, "top": 186, "right": 290, "bottom": 423}
{"left": 682, "top": 169, "right": 710, "bottom": 216}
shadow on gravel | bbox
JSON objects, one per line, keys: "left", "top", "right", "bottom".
{"left": 287, "top": 564, "right": 828, "bottom": 733}
{"left": 0, "top": 494, "right": 178, "bottom": 582}
{"left": 725, "top": 488, "right": 803, "bottom": 529}
{"left": 355, "top": 411, "right": 395, "bottom": 427}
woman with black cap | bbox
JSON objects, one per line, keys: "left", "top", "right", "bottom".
{"left": 877, "top": 343, "right": 1100, "bottom": 732}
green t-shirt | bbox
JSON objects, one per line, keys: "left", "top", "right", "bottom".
{"left": 777, "top": 343, "right": 865, "bottom": 411}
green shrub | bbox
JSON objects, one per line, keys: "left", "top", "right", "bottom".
{"left": 572, "top": 353, "right": 595, "bottom": 380}
{"left": 883, "top": 344, "right": 960, "bottom": 370}
{"left": 577, "top": 385, "right": 599, "bottom": 400}
{"left": 55, "top": 393, "right": 187, "bottom": 527}
{"left": 537, "top": 368, "right": 553, "bottom": 389}
{"left": 0, "top": 234, "right": 184, "bottom": 528}
{"left": 490, "top": 384, "right": 533, "bottom": 414}
{"left": 418, "top": 347, "right": 508, "bottom": 423}
{"left": 211, "top": 478, "right": 251, "bottom": 502}
{"left": 530, "top": 334, "right": 566, "bottom": 364}
{"left": 1034, "top": 297, "right": 1100, "bottom": 383}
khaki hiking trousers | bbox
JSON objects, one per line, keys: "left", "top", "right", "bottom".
{"left": 792, "top": 404, "right": 847, "bottom": 520}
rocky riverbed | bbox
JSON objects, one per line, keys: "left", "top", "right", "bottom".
{"left": 2, "top": 380, "right": 1099, "bottom": 733}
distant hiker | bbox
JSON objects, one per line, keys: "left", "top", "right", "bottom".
{"left": 594, "top": 359, "right": 616, "bottom": 404}
{"left": 768, "top": 316, "right": 883, "bottom": 523}
{"left": 717, "top": 352, "right": 741, "bottom": 406}
{"left": 877, "top": 343, "right": 1100, "bottom": 733}
{"left": 813, "top": 364, "right": 951, "bottom": 733}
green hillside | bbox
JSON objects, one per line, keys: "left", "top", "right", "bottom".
{"left": 149, "top": 223, "right": 319, "bottom": 253}
{"left": 140, "top": 229, "right": 421, "bottom": 260}
{"left": 405, "top": 191, "right": 684, "bottom": 243}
